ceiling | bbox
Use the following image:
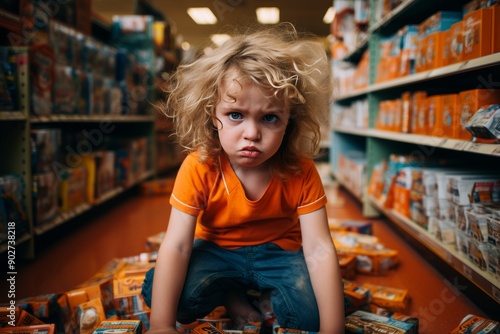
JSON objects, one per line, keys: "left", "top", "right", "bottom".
{"left": 92, "top": 0, "right": 333, "bottom": 50}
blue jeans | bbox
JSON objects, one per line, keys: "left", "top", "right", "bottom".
{"left": 142, "top": 239, "right": 320, "bottom": 330}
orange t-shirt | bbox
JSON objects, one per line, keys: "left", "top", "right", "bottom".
{"left": 170, "top": 152, "right": 327, "bottom": 251}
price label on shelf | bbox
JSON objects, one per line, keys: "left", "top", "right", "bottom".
{"left": 462, "top": 264, "right": 473, "bottom": 279}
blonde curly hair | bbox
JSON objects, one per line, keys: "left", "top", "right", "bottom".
{"left": 160, "top": 23, "right": 332, "bottom": 176}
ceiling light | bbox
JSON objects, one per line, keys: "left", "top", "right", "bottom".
{"left": 323, "top": 7, "right": 335, "bottom": 24}
{"left": 187, "top": 7, "right": 217, "bottom": 25}
{"left": 210, "top": 34, "right": 232, "bottom": 46}
{"left": 256, "top": 7, "right": 280, "bottom": 24}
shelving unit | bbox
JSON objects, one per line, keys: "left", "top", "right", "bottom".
{"left": 330, "top": 0, "right": 500, "bottom": 317}
{"left": 0, "top": 5, "right": 169, "bottom": 259}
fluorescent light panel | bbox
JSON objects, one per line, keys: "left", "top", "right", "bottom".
{"left": 256, "top": 7, "right": 280, "bottom": 24}
{"left": 323, "top": 7, "right": 335, "bottom": 24}
{"left": 187, "top": 7, "right": 217, "bottom": 25}
{"left": 210, "top": 34, "right": 232, "bottom": 46}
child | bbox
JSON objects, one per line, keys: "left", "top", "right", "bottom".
{"left": 142, "top": 24, "right": 345, "bottom": 333}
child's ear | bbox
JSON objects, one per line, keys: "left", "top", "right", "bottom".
{"left": 212, "top": 116, "right": 221, "bottom": 130}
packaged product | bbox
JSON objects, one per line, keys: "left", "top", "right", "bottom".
{"left": 338, "top": 252, "right": 357, "bottom": 280}
{"left": 465, "top": 208, "right": 490, "bottom": 242}
{"left": 455, "top": 229, "right": 470, "bottom": 257}
{"left": 457, "top": 89, "right": 500, "bottom": 140}
{"left": 30, "top": 43, "right": 54, "bottom": 116}
{"left": 92, "top": 320, "right": 142, "bottom": 333}
{"left": 468, "top": 238, "right": 489, "bottom": 270}
{"left": 487, "top": 215, "right": 500, "bottom": 248}
{"left": 462, "top": 8, "right": 493, "bottom": 61}
{"left": 342, "top": 279, "right": 371, "bottom": 310}
{"left": 368, "top": 304, "right": 419, "bottom": 334}
{"left": 436, "top": 220, "right": 456, "bottom": 245}
{"left": 345, "top": 310, "right": 416, "bottom": 333}
{"left": 276, "top": 329, "right": 317, "bottom": 334}
{"left": 487, "top": 245, "right": 500, "bottom": 280}
{"left": 117, "top": 311, "right": 150, "bottom": 333}
{"left": 191, "top": 322, "right": 224, "bottom": 334}
{"left": 77, "top": 299, "right": 106, "bottom": 334}
{"left": 113, "top": 276, "right": 145, "bottom": 298}
{"left": 361, "top": 283, "right": 410, "bottom": 311}
{"left": 0, "top": 324, "right": 55, "bottom": 333}
{"left": 449, "top": 314, "right": 499, "bottom": 333}
{"left": 15, "top": 310, "right": 44, "bottom": 327}
{"left": 60, "top": 166, "right": 87, "bottom": 212}
{"left": 94, "top": 150, "right": 115, "bottom": 200}
{"left": 465, "top": 104, "right": 500, "bottom": 142}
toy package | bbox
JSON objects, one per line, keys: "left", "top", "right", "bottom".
{"left": 0, "top": 324, "right": 55, "bottom": 333}
{"left": 0, "top": 47, "right": 20, "bottom": 111}
{"left": 77, "top": 299, "right": 106, "bottom": 334}
{"left": 30, "top": 44, "right": 54, "bottom": 116}
{"left": 345, "top": 310, "right": 416, "bottom": 333}
{"left": 449, "top": 314, "right": 499, "bottom": 333}
{"left": 92, "top": 320, "right": 142, "bottom": 333}
{"left": 31, "top": 129, "right": 62, "bottom": 174}
{"left": 0, "top": 175, "right": 29, "bottom": 237}
{"left": 32, "top": 171, "right": 59, "bottom": 226}
{"left": 60, "top": 166, "right": 87, "bottom": 212}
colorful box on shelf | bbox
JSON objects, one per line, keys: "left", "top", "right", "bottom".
{"left": 462, "top": 7, "right": 493, "bottom": 61}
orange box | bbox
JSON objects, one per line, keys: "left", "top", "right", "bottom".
{"left": 401, "top": 92, "right": 412, "bottom": 133}
{"left": 441, "top": 94, "right": 459, "bottom": 138}
{"left": 415, "top": 36, "right": 428, "bottom": 73}
{"left": 456, "top": 89, "right": 500, "bottom": 140}
{"left": 393, "top": 184, "right": 410, "bottom": 217}
{"left": 493, "top": 5, "right": 500, "bottom": 54}
{"left": 414, "top": 92, "right": 428, "bottom": 135}
{"left": 446, "top": 21, "right": 463, "bottom": 65}
{"left": 427, "top": 95, "right": 444, "bottom": 137}
{"left": 425, "top": 31, "right": 446, "bottom": 69}
{"left": 462, "top": 8, "right": 493, "bottom": 60}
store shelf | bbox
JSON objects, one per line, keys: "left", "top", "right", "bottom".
{"left": 33, "top": 170, "right": 154, "bottom": 235}
{"left": 369, "top": 0, "right": 470, "bottom": 34}
{"left": 334, "top": 88, "right": 370, "bottom": 102}
{"left": 368, "top": 195, "right": 500, "bottom": 304}
{"left": 0, "top": 233, "right": 31, "bottom": 254}
{"left": 0, "top": 111, "right": 26, "bottom": 120}
{"left": 370, "top": 53, "right": 500, "bottom": 93}
{"left": 0, "top": 8, "right": 20, "bottom": 34}
{"left": 342, "top": 35, "right": 369, "bottom": 63}
{"left": 30, "top": 114, "right": 155, "bottom": 123}
{"left": 333, "top": 127, "right": 500, "bottom": 157}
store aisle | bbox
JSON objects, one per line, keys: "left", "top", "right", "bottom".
{"left": 2, "top": 183, "right": 491, "bottom": 333}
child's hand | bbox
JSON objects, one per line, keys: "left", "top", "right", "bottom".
{"left": 145, "top": 327, "right": 179, "bottom": 334}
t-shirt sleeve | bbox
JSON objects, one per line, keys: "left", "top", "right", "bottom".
{"left": 296, "top": 160, "right": 327, "bottom": 216}
{"left": 169, "top": 153, "right": 209, "bottom": 217}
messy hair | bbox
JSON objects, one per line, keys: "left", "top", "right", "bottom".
{"left": 160, "top": 23, "right": 332, "bottom": 176}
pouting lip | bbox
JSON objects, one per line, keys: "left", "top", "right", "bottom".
{"left": 240, "top": 146, "right": 261, "bottom": 153}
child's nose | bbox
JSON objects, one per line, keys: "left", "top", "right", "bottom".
{"left": 244, "top": 122, "right": 261, "bottom": 141}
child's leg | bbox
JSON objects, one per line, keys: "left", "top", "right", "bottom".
{"left": 250, "top": 243, "right": 321, "bottom": 331}
{"left": 224, "top": 290, "right": 261, "bottom": 329}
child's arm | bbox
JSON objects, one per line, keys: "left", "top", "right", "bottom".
{"left": 148, "top": 207, "right": 197, "bottom": 333}
{"left": 300, "top": 207, "right": 345, "bottom": 334}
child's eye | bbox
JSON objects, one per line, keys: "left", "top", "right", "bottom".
{"left": 263, "top": 114, "right": 278, "bottom": 123}
{"left": 228, "top": 112, "right": 243, "bottom": 120}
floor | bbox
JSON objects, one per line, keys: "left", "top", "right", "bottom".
{"left": 1, "top": 180, "right": 494, "bottom": 333}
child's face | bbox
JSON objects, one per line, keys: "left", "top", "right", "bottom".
{"left": 214, "top": 69, "right": 289, "bottom": 169}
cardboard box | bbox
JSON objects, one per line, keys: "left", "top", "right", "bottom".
{"left": 424, "top": 31, "right": 446, "bottom": 69}
{"left": 463, "top": 8, "right": 493, "bottom": 60}
{"left": 427, "top": 95, "right": 444, "bottom": 136}
{"left": 446, "top": 21, "right": 463, "bottom": 65}
{"left": 449, "top": 314, "right": 499, "bottom": 333}
{"left": 441, "top": 94, "right": 459, "bottom": 138}
{"left": 345, "top": 310, "right": 415, "bottom": 333}
{"left": 0, "top": 324, "right": 55, "bottom": 333}
{"left": 493, "top": 5, "right": 500, "bottom": 54}
{"left": 456, "top": 89, "right": 500, "bottom": 140}
{"left": 362, "top": 283, "right": 410, "bottom": 311}
{"left": 92, "top": 320, "right": 142, "bottom": 333}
